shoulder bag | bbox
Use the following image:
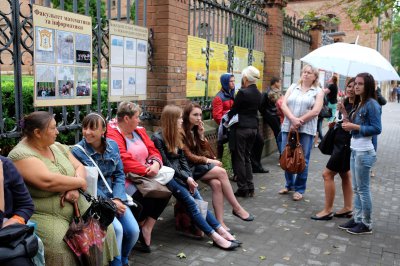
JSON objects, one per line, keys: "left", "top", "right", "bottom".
{"left": 280, "top": 130, "right": 306, "bottom": 174}
{"left": 318, "top": 122, "right": 337, "bottom": 155}
{"left": 126, "top": 172, "right": 172, "bottom": 199}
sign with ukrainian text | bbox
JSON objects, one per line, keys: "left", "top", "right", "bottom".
{"left": 208, "top": 41, "right": 229, "bottom": 97}
{"left": 252, "top": 50, "right": 264, "bottom": 91}
{"left": 186, "top": 36, "right": 207, "bottom": 97}
{"left": 233, "top": 46, "right": 249, "bottom": 93}
{"left": 108, "top": 20, "right": 149, "bottom": 102}
{"left": 32, "top": 4, "right": 92, "bottom": 107}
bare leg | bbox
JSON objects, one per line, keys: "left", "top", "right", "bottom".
{"left": 337, "top": 171, "right": 353, "bottom": 213}
{"left": 141, "top": 217, "right": 156, "bottom": 245}
{"left": 210, "top": 232, "right": 233, "bottom": 249}
{"left": 205, "top": 179, "right": 227, "bottom": 229}
{"left": 201, "top": 166, "right": 250, "bottom": 219}
{"left": 316, "top": 168, "right": 336, "bottom": 217}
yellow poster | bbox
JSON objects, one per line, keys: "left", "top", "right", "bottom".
{"left": 233, "top": 46, "right": 249, "bottom": 91}
{"left": 253, "top": 50, "right": 265, "bottom": 91}
{"left": 208, "top": 42, "right": 229, "bottom": 97}
{"left": 186, "top": 36, "right": 207, "bottom": 97}
{"left": 108, "top": 20, "right": 149, "bottom": 102}
{"left": 32, "top": 4, "right": 92, "bottom": 107}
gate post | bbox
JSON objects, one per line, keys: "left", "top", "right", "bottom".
{"left": 139, "top": 0, "right": 189, "bottom": 118}
{"left": 264, "top": 1, "right": 287, "bottom": 88}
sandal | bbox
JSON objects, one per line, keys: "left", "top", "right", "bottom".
{"left": 278, "top": 188, "right": 291, "bottom": 194}
{"left": 292, "top": 192, "right": 303, "bottom": 201}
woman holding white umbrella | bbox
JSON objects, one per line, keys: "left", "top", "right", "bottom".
{"left": 278, "top": 65, "right": 324, "bottom": 201}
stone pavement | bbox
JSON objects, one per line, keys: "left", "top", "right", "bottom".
{"left": 130, "top": 102, "right": 400, "bottom": 266}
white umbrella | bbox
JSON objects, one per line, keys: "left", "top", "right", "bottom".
{"left": 300, "top": 42, "right": 400, "bottom": 81}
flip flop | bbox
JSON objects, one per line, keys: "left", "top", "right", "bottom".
{"left": 292, "top": 192, "right": 303, "bottom": 201}
{"left": 278, "top": 188, "right": 291, "bottom": 194}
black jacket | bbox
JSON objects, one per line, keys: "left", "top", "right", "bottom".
{"left": 151, "top": 131, "right": 192, "bottom": 187}
{"left": 228, "top": 84, "right": 262, "bottom": 129}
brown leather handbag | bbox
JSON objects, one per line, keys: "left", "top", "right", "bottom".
{"left": 280, "top": 130, "right": 306, "bottom": 174}
{"left": 126, "top": 173, "right": 172, "bottom": 199}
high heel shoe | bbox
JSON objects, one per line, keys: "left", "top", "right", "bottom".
{"left": 213, "top": 241, "right": 239, "bottom": 251}
{"left": 232, "top": 210, "right": 255, "bottom": 221}
{"left": 135, "top": 230, "right": 151, "bottom": 253}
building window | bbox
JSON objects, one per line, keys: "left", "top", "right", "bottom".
{"left": 323, "top": 14, "right": 339, "bottom": 34}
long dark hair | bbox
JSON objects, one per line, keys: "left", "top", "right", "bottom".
{"left": 21, "top": 111, "right": 53, "bottom": 139}
{"left": 182, "top": 102, "right": 207, "bottom": 156}
{"left": 355, "top": 72, "right": 377, "bottom": 106}
{"left": 82, "top": 113, "right": 107, "bottom": 152}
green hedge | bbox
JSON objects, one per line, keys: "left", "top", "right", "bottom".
{"left": 0, "top": 75, "right": 115, "bottom": 155}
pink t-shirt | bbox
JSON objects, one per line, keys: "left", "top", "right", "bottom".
{"left": 125, "top": 131, "right": 149, "bottom": 165}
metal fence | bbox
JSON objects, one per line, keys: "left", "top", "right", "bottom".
{"left": 187, "top": 0, "right": 268, "bottom": 112}
{"left": 281, "top": 15, "right": 311, "bottom": 90}
{"left": 0, "top": 0, "right": 148, "bottom": 144}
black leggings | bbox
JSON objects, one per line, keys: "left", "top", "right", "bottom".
{"left": 131, "top": 190, "right": 170, "bottom": 222}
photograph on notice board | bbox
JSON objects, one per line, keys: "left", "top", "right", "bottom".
{"left": 110, "top": 67, "right": 124, "bottom": 96}
{"left": 35, "top": 27, "right": 55, "bottom": 63}
{"left": 123, "top": 68, "right": 136, "bottom": 96}
{"left": 75, "top": 33, "right": 91, "bottom": 64}
{"left": 57, "top": 66, "right": 75, "bottom": 97}
{"left": 35, "top": 65, "right": 56, "bottom": 98}
{"left": 136, "top": 39, "right": 148, "bottom": 67}
{"left": 75, "top": 67, "right": 91, "bottom": 97}
{"left": 124, "top": 37, "right": 137, "bottom": 66}
{"left": 110, "top": 35, "right": 124, "bottom": 65}
{"left": 57, "top": 31, "right": 74, "bottom": 64}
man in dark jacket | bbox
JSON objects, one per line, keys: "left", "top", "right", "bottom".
{"left": 229, "top": 66, "right": 263, "bottom": 198}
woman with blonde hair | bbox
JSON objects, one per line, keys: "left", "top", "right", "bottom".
{"left": 279, "top": 65, "right": 324, "bottom": 201}
{"left": 181, "top": 102, "right": 253, "bottom": 230}
{"left": 151, "top": 105, "right": 240, "bottom": 251}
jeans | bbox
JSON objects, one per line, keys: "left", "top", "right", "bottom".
{"left": 111, "top": 207, "right": 140, "bottom": 266}
{"left": 328, "top": 102, "right": 337, "bottom": 122}
{"left": 350, "top": 149, "right": 377, "bottom": 229}
{"left": 281, "top": 132, "right": 314, "bottom": 194}
{"left": 167, "top": 179, "right": 221, "bottom": 235}
{"left": 316, "top": 117, "right": 324, "bottom": 140}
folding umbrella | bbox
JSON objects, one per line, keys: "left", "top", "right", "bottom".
{"left": 300, "top": 42, "right": 400, "bottom": 81}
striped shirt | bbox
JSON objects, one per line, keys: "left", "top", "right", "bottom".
{"left": 281, "top": 83, "right": 322, "bottom": 136}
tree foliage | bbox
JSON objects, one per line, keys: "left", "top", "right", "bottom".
{"left": 390, "top": 16, "right": 400, "bottom": 71}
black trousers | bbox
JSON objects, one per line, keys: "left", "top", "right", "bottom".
{"left": 131, "top": 190, "right": 171, "bottom": 222}
{"left": 250, "top": 130, "right": 264, "bottom": 171}
{"left": 232, "top": 127, "right": 257, "bottom": 192}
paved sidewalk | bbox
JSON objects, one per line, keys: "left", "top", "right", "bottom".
{"left": 131, "top": 102, "right": 400, "bottom": 266}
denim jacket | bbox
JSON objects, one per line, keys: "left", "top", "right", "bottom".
{"left": 71, "top": 138, "right": 127, "bottom": 201}
{"left": 350, "top": 99, "right": 382, "bottom": 139}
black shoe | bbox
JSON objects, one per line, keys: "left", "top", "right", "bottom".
{"left": 346, "top": 222, "right": 372, "bottom": 235}
{"left": 248, "top": 189, "right": 255, "bottom": 197}
{"left": 310, "top": 212, "right": 334, "bottom": 221}
{"left": 338, "top": 218, "right": 358, "bottom": 230}
{"left": 333, "top": 211, "right": 353, "bottom": 218}
{"left": 232, "top": 210, "right": 255, "bottom": 221}
{"left": 229, "top": 239, "right": 242, "bottom": 246}
{"left": 213, "top": 241, "right": 239, "bottom": 251}
{"left": 135, "top": 230, "right": 151, "bottom": 253}
{"left": 234, "top": 190, "right": 248, "bottom": 198}
{"left": 252, "top": 166, "right": 269, "bottom": 173}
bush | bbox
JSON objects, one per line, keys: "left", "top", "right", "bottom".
{"left": 0, "top": 75, "right": 116, "bottom": 155}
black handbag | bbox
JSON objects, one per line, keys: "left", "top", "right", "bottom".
{"left": 319, "top": 97, "right": 332, "bottom": 118}
{"left": 318, "top": 123, "right": 337, "bottom": 155}
{"left": 0, "top": 223, "right": 39, "bottom": 262}
{"left": 79, "top": 189, "right": 117, "bottom": 230}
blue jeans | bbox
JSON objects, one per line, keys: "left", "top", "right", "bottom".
{"left": 350, "top": 149, "right": 377, "bottom": 228}
{"left": 111, "top": 207, "right": 140, "bottom": 266}
{"left": 276, "top": 131, "right": 283, "bottom": 155}
{"left": 281, "top": 132, "right": 314, "bottom": 194}
{"left": 167, "top": 179, "right": 221, "bottom": 235}
{"left": 327, "top": 102, "right": 337, "bottom": 122}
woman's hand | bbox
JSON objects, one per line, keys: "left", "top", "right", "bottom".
{"left": 76, "top": 173, "right": 88, "bottom": 191}
{"left": 290, "top": 117, "right": 304, "bottom": 129}
{"left": 208, "top": 159, "right": 222, "bottom": 167}
{"left": 187, "top": 177, "right": 198, "bottom": 194}
{"left": 63, "top": 190, "right": 80, "bottom": 204}
{"left": 198, "top": 121, "right": 205, "bottom": 139}
{"left": 342, "top": 122, "right": 360, "bottom": 132}
{"left": 112, "top": 198, "right": 127, "bottom": 216}
{"left": 146, "top": 161, "right": 160, "bottom": 177}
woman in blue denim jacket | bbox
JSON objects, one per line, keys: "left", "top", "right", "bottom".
{"left": 72, "top": 113, "right": 139, "bottom": 266}
{"left": 340, "top": 73, "right": 382, "bottom": 235}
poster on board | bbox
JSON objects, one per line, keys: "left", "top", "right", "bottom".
{"left": 32, "top": 4, "right": 92, "bottom": 107}
{"left": 108, "top": 20, "right": 148, "bottom": 102}
{"left": 208, "top": 41, "right": 229, "bottom": 97}
{"left": 233, "top": 46, "right": 249, "bottom": 93}
{"left": 252, "top": 50, "right": 264, "bottom": 91}
{"left": 186, "top": 36, "right": 207, "bottom": 97}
